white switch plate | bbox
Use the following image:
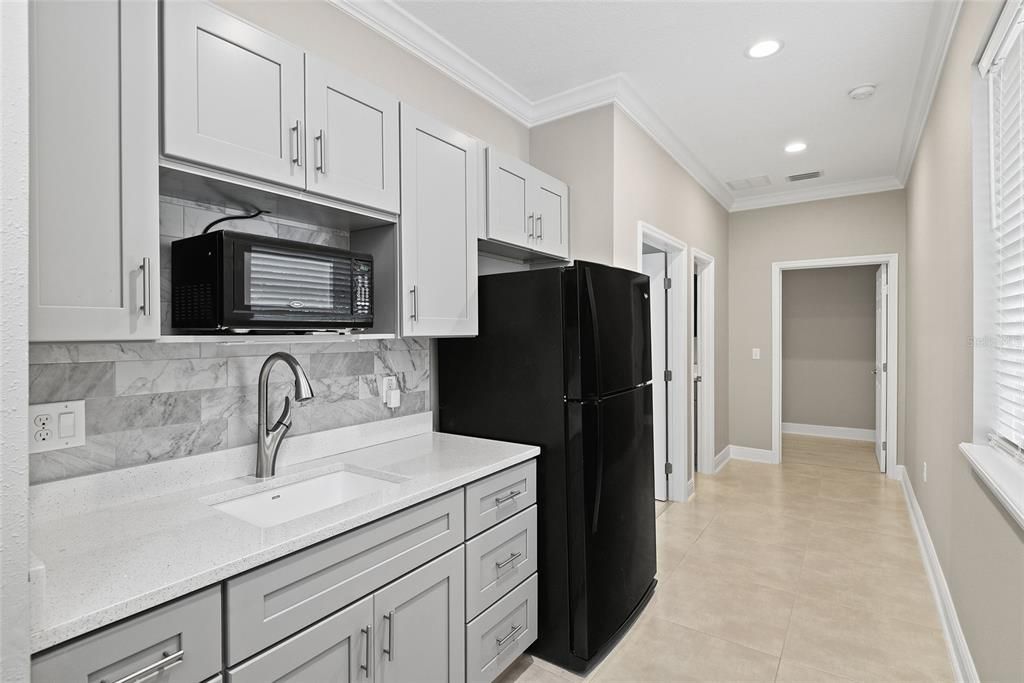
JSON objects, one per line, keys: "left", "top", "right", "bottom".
{"left": 29, "top": 400, "right": 85, "bottom": 453}
{"left": 752, "top": 348, "right": 761, "bottom": 360}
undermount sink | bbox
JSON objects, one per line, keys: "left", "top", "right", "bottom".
{"left": 213, "top": 470, "right": 402, "bottom": 528}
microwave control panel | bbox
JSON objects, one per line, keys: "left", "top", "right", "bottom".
{"left": 353, "top": 260, "right": 372, "bottom": 316}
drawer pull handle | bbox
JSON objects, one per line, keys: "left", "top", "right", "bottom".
{"left": 382, "top": 611, "right": 395, "bottom": 661}
{"left": 496, "top": 551, "right": 522, "bottom": 570}
{"left": 496, "top": 624, "right": 523, "bottom": 649}
{"left": 101, "top": 649, "right": 184, "bottom": 683}
{"left": 361, "top": 625, "right": 372, "bottom": 677}
{"left": 494, "top": 490, "right": 522, "bottom": 506}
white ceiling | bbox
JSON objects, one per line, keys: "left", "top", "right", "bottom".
{"left": 338, "top": 0, "right": 961, "bottom": 211}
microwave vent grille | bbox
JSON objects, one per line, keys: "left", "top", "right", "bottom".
{"left": 173, "top": 282, "right": 215, "bottom": 326}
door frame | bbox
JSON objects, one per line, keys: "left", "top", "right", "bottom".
{"left": 771, "top": 253, "right": 899, "bottom": 478}
{"left": 635, "top": 222, "right": 689, "bottom": 501}
{"left": 691, "top": 248, "right": 716, "bottom": 476}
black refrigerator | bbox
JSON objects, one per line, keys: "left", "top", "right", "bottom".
{"left": 438, "top": 261, "right": 657, "bottom": 673}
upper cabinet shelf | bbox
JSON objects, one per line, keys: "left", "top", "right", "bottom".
{"left": 484, "top": 149, "right": 570, "bottom": 261}
{"left": 161, "top": 2, "right": 400, "bottom": 214}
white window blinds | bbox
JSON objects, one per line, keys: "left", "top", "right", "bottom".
{"left": 985, "top": 3, "right": 1024, "bottom": 455}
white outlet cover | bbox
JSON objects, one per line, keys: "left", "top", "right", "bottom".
{"left": 752, "top": 348, "right": 761, "bottom": 360}
{"left": 29, "top": 400, "right": 85, "bottom": 453}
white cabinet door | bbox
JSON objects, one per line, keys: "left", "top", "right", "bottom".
{"left": 162, "top": 1, "right": 305, "bottom": 189}
{"left": 373, "top": 547, "right": 465, "bottom": 683}
{"left": 531, "top": 172, "right": 569, "bottom": 260}
{"left": 485, "top": 149, "right": 532, "bottom": 249}
{"left": 305, "top": 55, "right": 400, "bottom": 212}
{"left": 400, "top": 105, "right": 479, "bottom": 337}
{"left": 29, "top": 0, "right": 160, "bottom": 341}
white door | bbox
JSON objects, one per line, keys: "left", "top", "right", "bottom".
{"left": 400, "top": 105, "right": 480, "bottom": 337}
{"left": 162, "top": 1, "right": 306, "bottom": 189}
{"left": 29, "top": 0, "right": 160, "bottom": 341}
{"left": 531, "top": 172, "right": 570, "bottom": 260}
{"left": 304, "top": 55, "right": 400, "bottom": 212}
{"left": 875, "top": 265, "right": 888, "bottom": 472}
{"left": 643, "top": 252, "right": 668, "bottom": 501}
{"left": 373, "top": 548, "right": 465, "bottom": 683}
{"left": 485, "top": 148, "right": 532, "bottom": 250}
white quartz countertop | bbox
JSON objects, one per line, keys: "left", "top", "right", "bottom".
{"left": 30, "top": 432, "right": 539, "bottom": 653}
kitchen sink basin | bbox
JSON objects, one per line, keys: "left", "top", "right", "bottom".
{"left": 212, "top": 470, "right": 402, "bottom": 528}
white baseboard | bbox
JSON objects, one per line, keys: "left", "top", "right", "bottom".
{"left": 783, "top": 422, "right": 875, "bottom": 442}
{"left": 714, "top": 446, "right": 731, "bottom": 473}
{"left": 730, "top": 445, "right": 780, "bottom": 465}
{"left": 896, "top": 465, "right": 978, "bottom": 683}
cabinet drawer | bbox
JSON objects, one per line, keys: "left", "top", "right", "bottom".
{"left": 466, "top": 573, "right": 539, "bottom": 683}
{"left": 226, "top": 596, "right": 373, "bottom": 683}
{"left": 465, "top": 460, "right": 536, "bottom": 538}
{"left": 32, "top": 587, "right": 220, "bottom": 683}
{"left": 225, "top": 490, "right": 464, "bottom": 665}
{"left": 465, "top": 506, "right": 538, "bottom": 620}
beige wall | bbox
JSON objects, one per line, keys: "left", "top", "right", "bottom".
{"left": 728, "top": 190, "right": 906, "bottom": 451}
{"left": 214, "top": 0, "right": 530, "bottom": 160}
{"left": 611, "top": 108, "right": 730, "bottom": 454}
{"left": 529, "top": 106, "right": 616, "bottom": 264}
{"left": 905, "top": 2, "right": 1024, "bottom": 680}
{"left": 782, "top": 266, "right": 877, "bottom": 430}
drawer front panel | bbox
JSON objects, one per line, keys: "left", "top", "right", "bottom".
{"left": 225, "top": 490, "right": 464, "bottom": 664}
{"left": 31, "top": 587, "right": 221, "bottom": 683}
{"left": 464, "top": 460, "right": 536, "bottom": 538}
{"left": 466, "top": 573, "right": 539, "bottom": 683}
{"left": 465, "top": 506, "right": 537, "bottom": 620}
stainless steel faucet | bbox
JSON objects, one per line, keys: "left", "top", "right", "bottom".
{"left": 256, "top": 352, "right": 315, "bottom": 479}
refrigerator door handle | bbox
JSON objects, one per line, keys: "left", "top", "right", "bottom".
{"left": 582, "top": 266, "right": 604, "bottom": 395}
{"left": 591, "top": 408, "right": 605, "bottom": 533}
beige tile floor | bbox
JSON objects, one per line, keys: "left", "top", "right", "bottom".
{"left": 496, "top": 435, "right": 951, "bottom": 683}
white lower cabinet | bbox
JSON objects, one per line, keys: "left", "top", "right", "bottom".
{"left": 374, "top": 547, "right": 466, "bottom": 683}
{"left": 466, "top": 574, "right": 539, "bottom": 683}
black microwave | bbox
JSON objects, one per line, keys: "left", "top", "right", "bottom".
{"left": 171, "top": 230, "right": 373, "bottom": 332}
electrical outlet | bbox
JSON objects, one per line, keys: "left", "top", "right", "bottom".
{"left": 923, "top": 461, "right": 928, "bottom": 483}
{"left": 379, "top": 376, "right": 399, "bottom": 400}
{"left": 752, "top": 348, "right": 761, "bottom": 360}
{"left": 29, "top": 400, "right": 85, "bottom": 453}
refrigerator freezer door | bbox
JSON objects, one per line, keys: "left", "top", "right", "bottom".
{"left": 565, "top": 384, "right": 656, "bottom": 660}
{"left": 565, "top": 261, "right": 652, "bottom": 400}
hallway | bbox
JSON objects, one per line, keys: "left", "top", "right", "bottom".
{"left": 499, "top": 435, "right": 951, "bottom": 682}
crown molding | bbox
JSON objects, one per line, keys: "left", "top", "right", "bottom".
{"left": 896, "top": 0, "right": 964, "bottom": 183}
{"left": 730, "top": 175, "right": 904, "bottom": 212}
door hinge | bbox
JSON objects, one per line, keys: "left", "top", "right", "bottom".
{"left": 664, "top": 277, "right": 672, "bottom": 290}
{"left": 664, "top": 369, "right": 673, "bottom": 382}
{"left": 882, "top": 441, "right": 887, "bottom": 452}
{"left": 665, "top": 462, "right": 674, "bottom": 475}
{"left": 882, "top": 361, "right": 888, "bottom": 372}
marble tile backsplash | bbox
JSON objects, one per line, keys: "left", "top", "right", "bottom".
{"left": 29, "top": 198, "right": 427, "bottom": 485}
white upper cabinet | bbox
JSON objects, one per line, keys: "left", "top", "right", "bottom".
{"left": 485, "top": 149, "right": 570, "bottom": 260}
{"left": 162, "top": 2, "right": 306, "bottom": 189}
{"left": 29, "top": 0, "right": 160, "bottom": 341}
{"left": 305, "top": 55, "right": 400, "bottom": 212}
{"left": 400, "top": 105, "right": 480, "bottom": 338}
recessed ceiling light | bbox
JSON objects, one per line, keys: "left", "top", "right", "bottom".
{"left": 785, "top": 141, "right": 807, "bottom": 154}
{"left": 848, "top": 83, "right": 877, "bottom": 100}
{"left": 747, "top": 40, "right": 783, "bottom": 59}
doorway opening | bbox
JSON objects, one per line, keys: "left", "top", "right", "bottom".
{"left": 771, "top": 254, "right": 899, "bottom": 476}
{"left": 637, "top": 222, "right": 688, "bottom": 501}
{"left": 691, "top": 249, "right": 716, "bottom": 477}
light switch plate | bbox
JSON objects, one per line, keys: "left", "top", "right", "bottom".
{"left": 752, "top": 348, "right": 761, "bottom": 360}
{"left": 29, "top": 400, "right": 85, "bottom": 453}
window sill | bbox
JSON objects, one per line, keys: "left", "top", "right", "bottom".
{"left": 959, "top": 442, "right": 1024, "bottom": 530}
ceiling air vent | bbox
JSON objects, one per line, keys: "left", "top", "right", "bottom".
{"left": 787, "top": 170, "right": 823, "bottom": 182}
{"left": 726, "top": 175, "right": 771, "bottom": 191}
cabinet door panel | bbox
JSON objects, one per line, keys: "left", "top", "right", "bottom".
{"left": 305, "top": 55, "right": 399, "bottom": 212}
{"left": 400, "top": 105, "right": 479, "bottom": 337}
{"left": 162, "top": 1, "right": 305, "bottom": 188}
{"left": 485, "top": 149, "right": 531, "bottom": 249}
{"left": 373, "top": 547, "right": 465, "bottom": 683}
{"left": 532, "top": 172, "right": 569, "bottom": 259}
{"left": 227, "top": 597, "right": 373, "bottom": 683}
{"left": 29, "top": 0, "right": 160, "bottom": 341}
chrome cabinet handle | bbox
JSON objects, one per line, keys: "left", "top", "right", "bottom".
{"left": 382, "top": 611, "right": 395, "bottom": 661}
{"left": 291, "top": 120, "right": 303, "bottom": 167}
{"left": 139, "top": 257, "right": 152, "bottom": 316}
{"left": 496, "top": 551, "right": 522, "bottom": 569}
{"left": 537, "top": 213, "right": 543, "bottom": 240}
{"left": 361, "top": 625, "right": 372, "bottom": 677}
{"left": 409, "top": 286, "right": 418, "bottom": 321}
{"left": 101, "top": 649, "right": 184, "bottom": 683}
{"left": 494, "top": 489, "right": 522, "bottom": 506}
{"left": 315, "top": 128, "right": 326, "bottom": 173}
{"left": 496, "top": 624, "right": 523, "bottom": 649}
{"left": 527, "top": 213, "right": 535, "bottom": 238}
